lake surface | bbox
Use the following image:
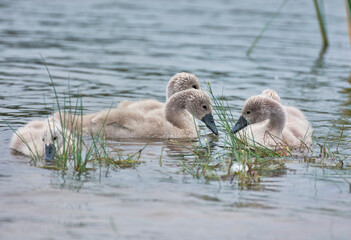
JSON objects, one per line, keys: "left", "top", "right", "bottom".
{"left": 1, "top": 0, "right": 351, "bottom": 239}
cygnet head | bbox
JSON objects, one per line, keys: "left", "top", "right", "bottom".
{"left": 261, "top": 89, "right": 281, "bottom": 102}
{"left": 231, "top": 95, "right": 284, "bottom": 134}
{"left": 166, "top": 72, "right": 200, "bottom": 99}
{"left": 41, "top": 117, "right": 69, "bottom": 161}
{"left": 183, "top": 89, "right": 218, "bottom": 135}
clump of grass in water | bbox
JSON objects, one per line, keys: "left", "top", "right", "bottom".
{"left": 182, "top": 130, "right": 223, "bottom": 183}
{"left": 210, "top": 83, "right": 289, "bottom": 183}
{"left": 180, "top": 83, "right": 288, "bottom": 185}
{"left": 14, "top": 61, "right": 145, "bottom": 173}
{"left": 182, "top": 83, "right": 350, "bottom": 186}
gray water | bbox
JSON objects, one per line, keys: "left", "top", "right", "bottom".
{"left": 1, "top": 0, "right": 351, "bottom": 239}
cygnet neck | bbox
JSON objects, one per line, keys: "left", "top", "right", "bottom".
{"left": 265, "top": 99, "right": 286, "bottom": 136}
{"left": 166, "top": 80, "right": 177, "bottom": 100}
{"left": 165, "top": 90, "right": 194, "bottom": 129}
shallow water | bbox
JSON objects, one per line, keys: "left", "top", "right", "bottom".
{"left": 1, "top": 0, "right": 351, "bottom": 239}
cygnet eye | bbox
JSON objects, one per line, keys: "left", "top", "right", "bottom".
{"left": 192, "top": 85, "right": 197, "bottom": 89}
{"left": 53, "top": 136, "right": 57, "bottom": 141}
{"left": 246, "top": 111, "right": 251, "bottom": 115}
{"left": 42, "top": 138, "right": 44, "bottom": 142}
{"left": 202, "top": 105, "right": 207, "bottom": 110}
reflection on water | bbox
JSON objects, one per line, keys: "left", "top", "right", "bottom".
{"left": 341, "top": 73, "right": 351, "bottom": 115}
{"left": 332, "top": 72, "right": 351, "bottom": 150}
{"left": 310, "top": 46, "right": 327, "bottom": 75}
{"left": 1, "top": 0, "right": 351, "bottom": 239}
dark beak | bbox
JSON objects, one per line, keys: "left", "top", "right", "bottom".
{"left": 201, "top": 114, "right": 218, "bottom": 135}
{"left": 45, "top": 143, "right": 55, "bottom": 161}
{"left": 231, "top": 116, "right": 249, "bottom": 134}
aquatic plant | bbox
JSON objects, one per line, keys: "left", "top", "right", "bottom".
{"left": 44, "top": 62, "right": 145, "bottom": 173}
{"left": 181, "top": 83, "right": 289, "bottom": 185}
{"left": 181, "top": 83, "right": 348, "bottom": 187}
{"left": 9, "top": 60, "right": 145, "bottom": 173}
{"left": 247, "top": 0, "right": 330, "bottom": 55}
{"left": 313, "top": 0, "right": 328, "bottom": 47}
{"left": 345, "top": 0, "right": 351, "bottom": 44}
{"left": 246, "top": 0, "right": 289, "bottom": 56}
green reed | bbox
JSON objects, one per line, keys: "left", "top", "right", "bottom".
{"left": 247, "top": 0, "right": 331, "bottom": 55}
{"left": 345, "top": 0, "right": 351, "bottom": 44}
{"left": 313, "top": 0, "right": 329, "bottom": 47}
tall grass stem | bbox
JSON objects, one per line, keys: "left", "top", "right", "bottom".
{"left": 246, "top": 0, "right": 289, "bottom": 56}
{"left": 313, "top": 0, "right": 329, "bottom": 47}
{"left": 345, "top": 0, "right": 351, "bottom": 45}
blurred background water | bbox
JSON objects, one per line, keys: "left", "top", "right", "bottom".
{"left": 1, "top": 0, "right": 351, "bottom": 239}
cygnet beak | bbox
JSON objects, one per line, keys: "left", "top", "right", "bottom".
{"left": 45, "top": 143, "right": 55, "bottom": 161}
{"left": 201, "top": 114, "right": 218, "bottom": 135}
{"left": 231, "top": 116, "right": 249, "bottom": 134}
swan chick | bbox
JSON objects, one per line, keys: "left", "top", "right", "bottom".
{"left": 165, "top": 89, "right": 218, "bottom": 136}
{"left": 53, "top": 73, "right": 206, "bottom": 137}
{"left": 261, "top": 89, "right": 281, "bottom": 102}
{"left": 231, "top": 94, "right": 311, "bottom": 147}
{"left": 117, "top": 72, "right": 201, "bottom": 113}
{"left": 90, "top": 89, "right": 218, "bottom": 138}
{"left": 261, "top": 89, "right": 307, "bottom": 121}
{"left": 261, "top": 89, "right": 313, "bottom": 144}
{"left": 166, "top": 72, "right": 200, "bottom": 99}
{"left": 10, "top": 117, "right": 72, "bottom": 160}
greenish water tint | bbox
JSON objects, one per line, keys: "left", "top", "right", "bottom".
{"left": 1, "top": 0, "right": 351, "bottom": 239}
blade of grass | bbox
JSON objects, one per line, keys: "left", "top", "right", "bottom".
{"left": 246, "top": 0, "right": 289, "bottom": 56}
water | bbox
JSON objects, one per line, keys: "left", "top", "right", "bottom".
{"left": 1, "top": 0, "right": 351, "bottom": 239}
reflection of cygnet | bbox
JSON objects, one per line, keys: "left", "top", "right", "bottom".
{"left": 232, "top": 93, "right": 312, "bottom": 148}
{"left": 10, "top": 117, "right": 72, "bottom": 160}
